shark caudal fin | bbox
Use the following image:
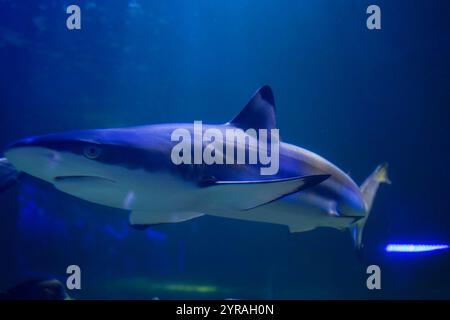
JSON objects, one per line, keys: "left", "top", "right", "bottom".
{"left": 350, "top": 163, "right": 391, "bottom": 249}
{"left": 0, "top": 157, "right": 20, "bottom": 192}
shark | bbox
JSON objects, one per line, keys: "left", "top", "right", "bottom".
{"left": 0, "top": 86, "right": 390, "bottom": 249}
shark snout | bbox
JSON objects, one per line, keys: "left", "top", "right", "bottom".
{"left": 4, "top": 134, "right": 113, "bottom": 186}
{"left": 4, "top": 133, "right": 77, "bottom": 184}
{"left": 5, "top": 143, "right": 62, "bottom": 183}
{"left": 4, "top": 136, "right": 40, "bottom": 152}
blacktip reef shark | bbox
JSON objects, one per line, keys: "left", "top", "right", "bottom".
{"left": 0, "top": 86, "right": 390, "bottom": 249}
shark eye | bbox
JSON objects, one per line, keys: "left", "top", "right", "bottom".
{"left": 83, "top": 145, "right": 102, "bottom": 159}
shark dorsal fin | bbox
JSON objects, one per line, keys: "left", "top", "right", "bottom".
{"left": 228, "top": 85, "right": 276, "bottom": 130}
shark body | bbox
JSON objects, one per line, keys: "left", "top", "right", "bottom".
{"left": 2, "top": 86, "right": 389, "bottom": 248}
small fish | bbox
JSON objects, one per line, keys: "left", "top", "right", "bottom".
{"left": 0, "top": 279, "right": 70, "bottom": 300}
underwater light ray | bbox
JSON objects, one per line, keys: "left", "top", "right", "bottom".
{"left": 386, "top": 244, "right": 449, "bottom": 253}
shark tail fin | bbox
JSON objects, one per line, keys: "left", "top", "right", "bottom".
{"left": 350, "top": 163, "right": 390, "bottom": 250}
{"left": 0, "top": 157, "right": 20, "bottom": 193}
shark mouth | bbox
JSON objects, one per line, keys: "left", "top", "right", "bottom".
{"left": 53, "top": 175, "right": 116, "bottom": 183}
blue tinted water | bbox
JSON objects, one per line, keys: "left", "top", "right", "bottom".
{"left": 0, "top": 0, "right": 449, "bottom": 299}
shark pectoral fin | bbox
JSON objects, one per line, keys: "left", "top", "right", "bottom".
{"left": 129, "top": 211, "right": 204, "bottom": 227}
{"left": 204, "top": 174, "right": 330, "bottom": 210}
{"left": 288, "top": 224, "right": 316, "bottom": 233}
